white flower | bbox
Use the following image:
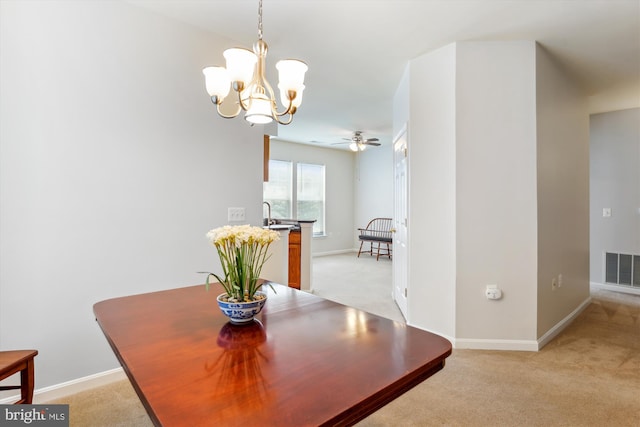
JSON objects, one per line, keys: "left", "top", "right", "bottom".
{"left": 204, "top": 225, "right": 279, "bottom": 300}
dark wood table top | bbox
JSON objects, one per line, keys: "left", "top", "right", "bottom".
{"left": 94, "top": 283, "right": 451, "bottom": 427}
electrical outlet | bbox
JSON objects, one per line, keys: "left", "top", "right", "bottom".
{"left": 558, "top": 274, "right": 563, "bottom": 287}
{"left": 485, "top": 284, "right": 502, "bottom": 300}
{"left": 228, "top": 207, "right": 245, "bottom": 222}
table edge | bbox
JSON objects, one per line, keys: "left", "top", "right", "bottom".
{"left": 93, "top": 285, "right": 452, "bottom": 427}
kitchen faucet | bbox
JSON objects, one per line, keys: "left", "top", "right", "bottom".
{"left": 263, "top": 201, "right": 274, "bottom": 226}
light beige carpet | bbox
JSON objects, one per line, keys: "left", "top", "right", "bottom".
{"left": 360, "top": 291, "right": 640, "bottom": 426}
{"left": 312, "top": 252, "right": 403, "bottom": 322}
{"left": 46, "top": 254, "right": 640, "bottom": 426}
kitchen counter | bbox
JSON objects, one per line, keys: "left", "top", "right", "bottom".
{"left": 261, "top": 219, "right": 315, "bottom": 292}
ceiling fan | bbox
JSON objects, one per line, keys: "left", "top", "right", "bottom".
{"left": 331, "top": 131, "right": 381, "bottom": 152}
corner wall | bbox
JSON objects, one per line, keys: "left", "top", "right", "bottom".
{"left": 535, "top": 45, "right": 591, "bottom": 337}
{"left": 397, "top": 40, "right": 590, "bottom": 349}
{"left": 455, "top": 41, "right": 539, "bottom": 343}
{"left": 406, "top": 44, "right": 457, "bottom": 338}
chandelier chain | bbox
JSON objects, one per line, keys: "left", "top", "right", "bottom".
{"left": 257, "top": 0, "right": 263, "bottom": 40}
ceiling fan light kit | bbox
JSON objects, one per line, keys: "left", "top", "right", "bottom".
{"left": 332, "top": 131, "right": 381, "bottom": 151}
{"left": 349, "top": 142, "right": 367, "bottom": 152}
{"left": 202, "top": 0, "right": 307, "bottom": 125}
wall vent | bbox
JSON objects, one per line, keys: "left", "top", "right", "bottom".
{"left": 605, "top": 252, "right": 640, "bottom": 287}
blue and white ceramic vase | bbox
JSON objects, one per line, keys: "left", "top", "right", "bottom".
{"left": 216, "top": 291, "right": 267, "bottom": 324}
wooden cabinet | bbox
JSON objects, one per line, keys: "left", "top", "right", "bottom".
{"left": 288, "top": 230, "right": 301, "bottom": 289}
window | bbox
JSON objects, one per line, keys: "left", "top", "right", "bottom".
{"left": 263, "top": 160, "right": 292, "bottom": 219}
{"left": 297, "top": 163, "right": 325, "bottom": 235}
{"left": 264, "top": 160, "right": 325, "bottom": 236}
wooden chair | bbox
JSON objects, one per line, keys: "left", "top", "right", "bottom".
{"left": 0, "top": 350, "right": 38, "bottom": 404}
{"left": 357, "top": 218, "right": 393, "bottom": 260}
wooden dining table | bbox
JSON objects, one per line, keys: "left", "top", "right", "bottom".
{"left": 94, "top": 283, "right": 451, "bottom": 426}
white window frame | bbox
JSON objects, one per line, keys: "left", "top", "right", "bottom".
{"left": 264, "top": 159, "right": 326, "bottom": 236}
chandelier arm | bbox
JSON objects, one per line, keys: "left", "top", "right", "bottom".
{"left": 210, "top": 96, "right": 242, "bottom": 119}
{"left": 256, "top": 52, "right": 281, "bottom": 114}
{"left": 233, "top": 88, "right": 254, "bottom": 112}
{"left": 263, "top": 80, "right": 295, "bottom": 118}
{"left": 272, "top": 113, "right": 294, "bottom": 125}
{"left": 272, "top": 92, "right": 297, "bottom": 117}
{"left": 216, "top": 102, "right": 242, "bottom": 119}
{"left": 251, "top": 38, "right": 296, "bottom": 121}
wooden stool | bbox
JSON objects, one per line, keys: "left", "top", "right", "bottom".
{"left": 0, "top": 350, "right": 38, "bottom": 404}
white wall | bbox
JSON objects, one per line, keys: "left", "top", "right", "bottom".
{"left": 354, "top": 144, "right": 394, "bottom": 241}
{"left": 535, "top": 45, "right": 591, "bottom": 336}
{"left": 455, "top": 41, "right": 538, "bottom": 342}
{"left": 268, "top": 139, "right": 356, "bottom": 254}
{"left": 589, "top": 108, "right": 640, "bottom": 285}
{"left": 0, "top": 0, "right": 265, "bottom": 392}
{"left": 406, "top": 44, "right": 458, "bottom": 338}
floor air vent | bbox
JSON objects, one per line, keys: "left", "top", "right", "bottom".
{"left": 605, "top": 252, "right": 640, "bottom": 287}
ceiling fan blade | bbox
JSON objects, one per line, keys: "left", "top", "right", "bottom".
{"left": 364, "top": 138, "right": 379, "bottom": 142}
{"left": 331, "top": 142, "right": 349, "bottom": 145}
{"left": 365, "top": 142, "right": 381, "bottom": 146}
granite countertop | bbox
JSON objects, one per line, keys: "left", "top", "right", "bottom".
{"left": 263, "top": 218, "right": 316, "bottom": 231}
{"left": 273, "top": 218, "right": 316, "bottom": 224}
{"left": 264, "top": 224, "right": 299, "bottom": 231}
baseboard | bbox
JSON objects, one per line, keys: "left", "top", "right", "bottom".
{"left": 449, "top": 296, "right": 592, "bottom": 352}
{"left": 591, "top": 281, "right": 640, "bottom": 296}
{"left": 454, "top": 338, "right": 539, "bottom": 351}
{"left": 313, "top": 248, "right": 357, "bottom": 257}
{"left": 536, "top": 295, "right": 592, "bottom": 350}
{"left": 0, "top": 367, "right": 126, "bottom": 404}
{"left": 406, "top": 324, "right": 539, "bottom": 352}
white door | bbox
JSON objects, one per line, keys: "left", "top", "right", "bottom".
{"left": 393, "top": 126, "right": 408, "bottom": 319}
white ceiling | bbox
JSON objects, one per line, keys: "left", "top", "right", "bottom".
{"left": 127, "top": 0, "right": 640, "bottom": 148}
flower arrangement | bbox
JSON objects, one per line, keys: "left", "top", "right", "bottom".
{"left": 202, "top": 225, "right": 279, "bottom": 302}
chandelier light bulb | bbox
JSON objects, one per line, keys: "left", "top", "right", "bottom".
{"left": 245, "top": 94, "right": 274, "bottom": 124}
{"left": 349, "top": 142, "right": 358, "bottom": 152}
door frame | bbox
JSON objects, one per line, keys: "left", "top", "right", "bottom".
{"left": 392, "top": 123, "right": 409, "bottom": 320}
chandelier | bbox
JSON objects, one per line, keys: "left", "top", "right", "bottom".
{"left": 202, "top": 0, "right": 308, "bottom": 125}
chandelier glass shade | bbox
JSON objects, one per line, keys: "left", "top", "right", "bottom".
{"left": 202, "top": 0, "right": 307, "bottom": 125}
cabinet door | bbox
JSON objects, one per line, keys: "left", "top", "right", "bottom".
{"left": 288, "top": 231, "right": 301, "bottom": 289}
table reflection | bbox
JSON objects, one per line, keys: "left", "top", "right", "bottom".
{"left": 205, "top": 320, "right": 272, "bottom": 411}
